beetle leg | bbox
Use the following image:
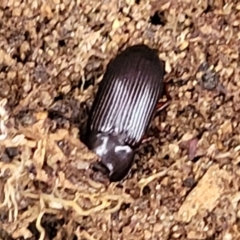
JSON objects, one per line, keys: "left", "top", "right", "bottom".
{"left": 135, "top": 135, "right": 154, "bottom": 151}
{"left": 164, "top": 83, "right": 172, "bottom": 101}
{"left": 141, "top": 135, "right": 155, "bottom": 144}
{"left": 139, "top": 84, "right": 172, "bottom": 146}
{"left": 155, "top": 101, "right": 170, "bottom": 113}
{"left": 155, "top": 83, "right": 172, "bottom": 113}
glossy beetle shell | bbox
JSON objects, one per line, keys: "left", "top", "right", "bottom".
{"left": 85, "top": 44, "right": 165, "bottom": 181}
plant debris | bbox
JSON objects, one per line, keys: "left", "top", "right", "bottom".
{"left": 1, "top": 0, "right": 240, "bottom": 239}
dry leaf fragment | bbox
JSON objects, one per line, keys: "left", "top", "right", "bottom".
{"left": 179, "top": 137, "right": 199, "bottom": 161}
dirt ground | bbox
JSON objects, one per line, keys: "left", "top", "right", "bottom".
{"left": 0, "top": 0, "right": 240, "bottom": 239}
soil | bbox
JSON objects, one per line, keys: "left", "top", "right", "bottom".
{"left": 0, "top": 0, "right": 240, "bottom": 239}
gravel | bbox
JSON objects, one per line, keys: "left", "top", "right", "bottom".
{"left": 1, "top": 0, "right": 240, "bottom": 239}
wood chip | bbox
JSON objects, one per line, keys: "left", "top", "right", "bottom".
{"left": 177, "top": 164, "right": 233, "bottom": 223}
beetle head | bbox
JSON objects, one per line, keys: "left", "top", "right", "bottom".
{"left": 88, "top": 133, "right": 134, "bottom": 182}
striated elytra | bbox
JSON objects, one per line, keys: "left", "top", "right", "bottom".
{"left": 84, "top": 44, "right": 165, "bottom": 182}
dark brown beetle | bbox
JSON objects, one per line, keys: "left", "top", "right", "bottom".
{"left": 84, "top": 44, "right": 168, "bottom": 182}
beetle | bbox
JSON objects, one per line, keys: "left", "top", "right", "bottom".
{"left": 84, "top": 44, "right": 169, "bottom": 182}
